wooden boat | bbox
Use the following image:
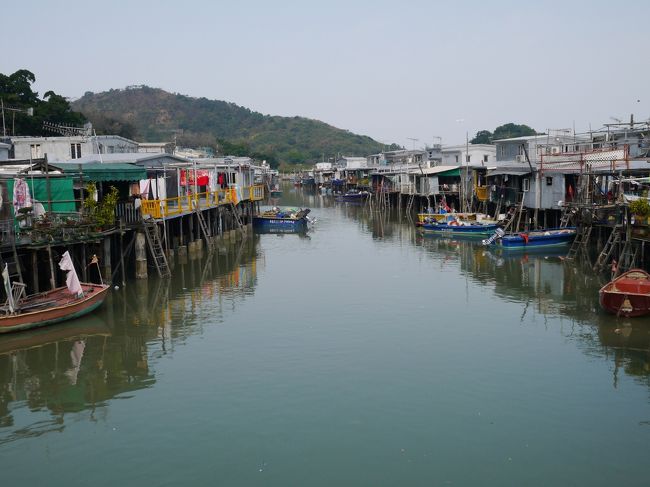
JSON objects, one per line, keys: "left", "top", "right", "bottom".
{"left": 0, "top": 283, "right": 110, "bottom": 334}
{"left": 421, "top": 216, "right": 499, "bottom": 237}
{"left": 253, "top": 207, "right": 310, "bottom": 232}
{"left": 599, "top": 269, "right": 650, "bottom": 317}
{"left": 498, "top": 228, "right": 576, "bottom": 249}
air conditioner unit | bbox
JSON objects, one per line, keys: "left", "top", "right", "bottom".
{"left": 551, "top": 146, "right": 560, "bottom": 154}
{"left": 515, "top": 154, "right": 526, "bottom": 163}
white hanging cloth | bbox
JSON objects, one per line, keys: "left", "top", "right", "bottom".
{"left": 58, "top": 251, "right": 84, "bottom": 297}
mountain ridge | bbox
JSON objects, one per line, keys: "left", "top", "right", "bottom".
{"left": 72, "top": 86, "right": 398, "bottom": 167}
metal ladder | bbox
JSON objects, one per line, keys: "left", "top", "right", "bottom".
{"left": 143, "top": 220, "right": 171, "bottom": 278}
{"left": 195, "top": 209, "right": 214, "bottom": 249}
{"left": 228, "top": 203, "right": 243, "bottom": 229}
{"left": 0, "top": 244, "right": 24, "bottom": 302}
{"left": 566, "top": 225, "right": 592, "bottom": 260}
{"left": 559, "top": 205, "right": 575, "bottom": 228}
{"left": 593, "top": 226, "right": 622, "bottom": 272}
{"left": 503, "top": 193, "right": 525, "bottom": 234}
{"left": 616, "top": 240, "right": 638, "bottom": 276}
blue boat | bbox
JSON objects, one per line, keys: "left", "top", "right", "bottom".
{"left": 335, "top": 190, "right": 369, "bottom": 202}
{"left": 421, "top": 218, "right": 500, "bottom": 237}
{"left": 498, "top": 227, "right": 576, "bottom": 249}
{"left": 253, "top": 207, "right": 310, "bottom": 233}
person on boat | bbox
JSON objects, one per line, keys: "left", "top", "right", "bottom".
{"left": 611, "top": 260, "right": 618, "bottom": 280}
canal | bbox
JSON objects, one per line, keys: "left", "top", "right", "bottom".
{"left": 1, "top": 185, "right": 649, "bottom": 486}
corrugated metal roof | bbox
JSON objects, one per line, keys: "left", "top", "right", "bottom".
{"left": 55, "top": 162, "right": 147, "bottom": 181}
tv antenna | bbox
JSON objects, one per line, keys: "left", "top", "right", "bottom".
{"left": 407, "top": 137, "right": 419, "bottom": 151}
{"left": 1, "top": 99, "right": 34, "bottom": 136}
{"left": 43, "top": 121, "right": 92, "bottom": 139}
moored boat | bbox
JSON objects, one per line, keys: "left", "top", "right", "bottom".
{"left": 420, "top": 216, "right": 499, "bottom": 236}
{"left": 497, "top": 227, "right": 576, "bottom": 249}
{"left": 1, "top": 252, "right": 109, "bottom": 334}
{"left": 253, "top": 207, "right": 311, "bottom": 233}
{"left": 599, "top": 269, "right": 650, "bottom": 317}
{"left": 335, "top": 189, "right": 369, "bottom": 202}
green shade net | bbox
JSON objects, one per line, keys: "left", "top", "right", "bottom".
{"left": 8, "top": 177, "right": 76, "bottom": 214}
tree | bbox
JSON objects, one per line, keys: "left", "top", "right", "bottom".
{"left": 470, "top": 130, "right": 493, "bottom": 144}
{"left": 470, "top": 123, "right": 539, "bottom": 144}
{"left": 492, "top": 123, "right": 537, "bottom": 140}
{"left": 0, "top": 69, "right": 86, "bottom": 136}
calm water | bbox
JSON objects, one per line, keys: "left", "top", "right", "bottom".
{"left": 2, "top": 185, "right": 650, "bottom": 486}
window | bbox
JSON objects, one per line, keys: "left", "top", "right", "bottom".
{"left": 30, "top": 144, "right": 41, "bottom": 159}
{"left": 466, "top": 155, "right": 471, "bottom": 163}
{"left": 498, "top": 145, "right": 506, "bottom": 158}
{"left": 455, "top": 155, "right": 459, "bottom": 163}
{"left": 523, "top": 178, "right": 530, "bottom": 192}
{"left": 546, "top": 176, "right": 553, "bottom": 186}
{"left": 483, "top": 154, "right": 488, "bottom": 163}
{"left": 70, "top": 143, "right": 82, "bottom": 159}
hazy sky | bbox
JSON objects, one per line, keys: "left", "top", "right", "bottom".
{"left": 4, "top": 0, "right": 649, "bottom": 148}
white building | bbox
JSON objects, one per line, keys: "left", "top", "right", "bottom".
{"left": 441, "top": 144, "right": 496, "bottom": 167}
{"left": 11, "top": 135, "right": 139, "bottom": 162}
{"left": 336, "top": 156, "right": 367, "bottom": 169}
{"left": 0, "top": 142, "right": 9, "bottom": 161}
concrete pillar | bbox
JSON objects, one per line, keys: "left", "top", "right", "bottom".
{"left": 135, "top": 231, "right": 148, "bottom": 279}
{"left": 178, "top": 245, "right": 188, "bottom": 258}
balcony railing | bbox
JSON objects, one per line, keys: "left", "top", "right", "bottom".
{"left": 139, "top": 185, "right": 264, "bottom": 219}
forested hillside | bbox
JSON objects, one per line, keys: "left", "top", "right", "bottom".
{"left": 73, "top": 86, "right": 397, "bottom": 167}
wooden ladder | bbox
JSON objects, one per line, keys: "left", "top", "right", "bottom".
{"left": 566, "top": 225, "right": 592, "bottom": 260}
{"left": 143, "top": 220, "right": 171, "bottom": 278}
{"left": 593, "top": 226, "right": 622, "bottom": 272}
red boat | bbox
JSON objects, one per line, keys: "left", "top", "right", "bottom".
{"left": 0, "top": 283, "right": 110, "bottom": 334}
{"left": 599, "top": 269, "right": 650, "bottom": 317}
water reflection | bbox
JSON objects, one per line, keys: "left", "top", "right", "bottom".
{"left": 0, "top": 236, "right": 261, "bottom": 444}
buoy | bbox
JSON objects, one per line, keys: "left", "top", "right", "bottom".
{"left": 114, "top": 285, "right": 119, "bottom": 290}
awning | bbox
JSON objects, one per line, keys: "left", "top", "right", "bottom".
{"left": 56, "top": 163, "right": 147, "bottom": 182}
{"left": 437, "top": 168, "right": 460, "bottom": 176}
{"left": 487, "top": 168, "right": 531, "bottom": 177}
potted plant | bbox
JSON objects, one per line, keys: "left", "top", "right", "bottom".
{"left": 629, "top": 198, "right": 650, "bottom": 225}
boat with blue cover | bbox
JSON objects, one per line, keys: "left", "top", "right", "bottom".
{"left": 253, "top": 207, "right": 310, "bottom": 233}
{"left": 497, "top": 227, "right": 576, "bottom": 249}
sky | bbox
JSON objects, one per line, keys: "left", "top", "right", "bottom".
{"left": 3, "top": 0, "right": 649, "bottom": 149}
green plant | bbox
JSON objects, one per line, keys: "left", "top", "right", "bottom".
{"left": 629, "top": 198, "right": 650, "bottom": 216}
{"left": 83, "top": 183, "right": 119, "bottom": 228}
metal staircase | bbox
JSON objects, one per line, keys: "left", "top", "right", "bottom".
{"left": 143, "top": 220, "right": 171, "bottom": 278}
{"left": 502, "top": 192, "right": 525, "bottom": 234}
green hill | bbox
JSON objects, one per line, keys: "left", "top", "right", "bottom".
{"left": 72, "top": 86, "right": 397, "bottom": 167}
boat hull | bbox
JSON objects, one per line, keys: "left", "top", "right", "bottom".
{"left": 0, "top": 284, "right": 110, "bottom": 334}
{"left": 599, "top": 269, "right": 650, "bottom": 317}
{"left": 499, "top": 228, "right": 576, "bottom": 249}
{"left": 420, "top": 223, "right": 500, "bottom": 236}
{"left": 253, "top": 216, "right": 308, "bottom": 232}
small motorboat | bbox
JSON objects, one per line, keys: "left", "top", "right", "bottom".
{"left": 335, "top": 190, "right": 369, "bottom": 202}
{"left": 420, "top": 215, "right": 499, "bottom": 236}
{"left": 498, "top": 228, "right": 576, "bottom": 249}
{"left": 599, "top": 269, "right": 650, "bottom": 317}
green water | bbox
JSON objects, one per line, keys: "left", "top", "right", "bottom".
{"left": 1, "top": 186, "right": 650, "bottom": 486}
